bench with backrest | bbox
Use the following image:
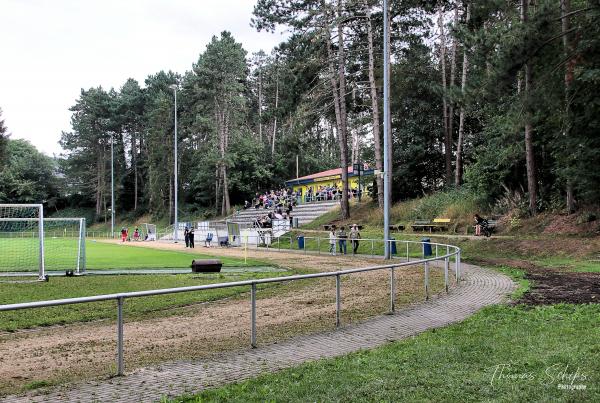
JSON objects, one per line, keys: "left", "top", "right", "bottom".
{"left": 430, "top": 218, "right": 452, "bottom": 232}
{"left": 389, "top": 224, "right": 405, "bottom": 231}
{"left": 411, "top": 219, "right": 432, "bottom": 231}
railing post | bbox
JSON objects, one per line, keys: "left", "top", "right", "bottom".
{"left": 444, "top": 257, "right": 449, "bottom": 293}
{"left": 435, "top": 244, "right": 438, "bottom": 258}
{"left": 424, "top": 261, "right": 430, "bottom": 300}
{"left": 251, "top": 283, "right": 257, "bottom": 348}
{"left": 406, "top": 242, "right": 409, "bottom": 262}
{"left": 371, "top": 239, "right": 374, "bottom": 257}
{"left": 317, "top": 237, "right": 321, "bottom": 254}
{"left": 455, "top": 250, "right": 459, "bottom": 282}
{"left": 335, "top": 274, "right": 341, "bottom": 328}
{"left": 290, "top": 236, "right": 292, "bottom": 251}
{"left": 117, "top": 296, "right": 124, "bottom": 376}
{"left": 390, "top": 267, "right": 395, "bottom": 313}
{"left": 457, "top": 250, "right": 461, "bottom": 282}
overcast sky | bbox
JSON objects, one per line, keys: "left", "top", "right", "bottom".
{"left": 0, "top": 0, "right": 285, "bottom": 156}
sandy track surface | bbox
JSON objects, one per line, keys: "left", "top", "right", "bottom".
{"left": 0, "top": 242, "right": 446, "bottom": 395}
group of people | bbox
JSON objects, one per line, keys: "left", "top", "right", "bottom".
{"left": 247, "top": 188, "right": 298, "bottom": 229}
{"left": 306, "top": 185, "right": 363, "bottom": 202}
{"left": 183, "top": 227, "right": 195, "bottom": 248}
{"left": 245, "top": 188, "right": 299, "bottom": 211}
{"left": 328, "top": 224, "right": 361, "bottom": 255}
{"left": 120, "top": 227, "right": 142, "bottom": 242}
{"left": 253, "top": 208, "right": 294, "bottom": 229}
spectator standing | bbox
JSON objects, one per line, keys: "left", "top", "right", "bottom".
{"left": 120, "top": 227, "right": 128, "bottom": 242}
{"left": 349, "top": 224, "right": 361, "bottom": 254}
{"left": 337, "top": 226, "right": 348, "bottom": 254}
{"left": 328, "top": 227, "right": 337, "bottom": 255}
{"left": 188, "top": 228, "right": 195, "bottom": 248}
{"left": 133, "top": 227, "right": 140, "bottom": 241}
{"left": 184, "top": 227, "right": 190, "bottom": 248}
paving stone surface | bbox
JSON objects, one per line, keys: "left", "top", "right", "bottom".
{"left": 2, "top": 262, "right": 515, "bottom": 403}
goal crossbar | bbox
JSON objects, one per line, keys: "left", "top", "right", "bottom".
{"left": 0, "top": 205, "right": 86, "bottom": 278}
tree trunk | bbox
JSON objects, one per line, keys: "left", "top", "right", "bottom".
{"left": 438, "top": 11, "right": 452, "bottom": 185}
{"left": 95, "top": 143, "right": 103, "bottom": 219}
{"left": 271, "top": 69, "right": 279, "bottom": 156}
{"left": 364, "top": 0, "right": 384, "bottom": 208}
{"left": 336, "top": 0, "right": 350, "bottom": 219}
{"left": 215, "top": 166, "right": 221, "bottom": 212}
{"left": 455, "top": 5, "right": 470, "bottom": 186}
{"left": 258, "top": 66, "right": 263, "bottom": 142}
{"left": 132, "top": 131, "right": 138, "bottom": 211}
{"left": 448, "top": 6, "right": 459, "bottom": 178}
{"left": 561, "top": 0, "right": 575, "bottom": 213}
{"left": 522, "top": 0, "right": 537, "bottom": 215}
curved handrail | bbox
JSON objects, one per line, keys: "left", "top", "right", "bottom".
{"left": 0, "top": 239, "right": 461, "bottom": 376}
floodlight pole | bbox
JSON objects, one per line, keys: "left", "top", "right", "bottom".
{"left": 171, "top": 84, "right": 179, "bottom": 243}
{"left": 383, "top": 0, "right": 391, "bottom": 259}
{"left": 110, "top": 133, "right": 115, "bottom": 239}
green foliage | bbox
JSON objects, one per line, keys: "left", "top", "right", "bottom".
{"left": 407, "top": 188, "right": 486, "bottom": 221}
{"left": 0, "top": 139, "right": 60, "bottom": 203}
{"left": 0, "top": 107, "right": 9, "bottom": 169}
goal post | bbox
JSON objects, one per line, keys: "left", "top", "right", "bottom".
{"left": 0, "top": 204, "right": 86, "bottom": 278}
{"left": 0, "top": 204, "right": 44, "bottom": 279}
{"left": 143, "top": 223, "right": 157, "bottom": 241}
{"left": 44, "top": 217, "right": 87, "bottom": 275}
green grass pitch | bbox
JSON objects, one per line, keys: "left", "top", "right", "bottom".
{"left": 0, "top": 238, "right": 262, "bottom": 272}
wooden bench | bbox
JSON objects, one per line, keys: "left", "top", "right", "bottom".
{"left": 430, "top": 218, "right": 451, "bottom": 232}
{"left": 411, "top": 219, "right": 432, "bottom": 231}
{"left": 389, "top": 224, "right": 405, "bottom": 231}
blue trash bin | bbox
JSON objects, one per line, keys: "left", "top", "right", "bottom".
{"left": 390, "top": 238, "right": 397, "bottom": 255}
{"left": 298, "top": 235, "right": 305, "bottom": 250}
{"left": 422, "top": 238, "right": 432, "bottom": 257}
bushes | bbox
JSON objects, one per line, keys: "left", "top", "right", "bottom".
{"left": 391, "top": 189, "right": 486, "bottom": 225}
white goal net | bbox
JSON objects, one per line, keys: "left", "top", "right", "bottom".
{"left": 143, "top": 223, "right": 157, "bottom": 241}
{"left": 0, "top": 204, "right": 86, "bottom": 278}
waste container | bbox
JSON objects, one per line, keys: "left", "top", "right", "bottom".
{"left": 191, "top": 259, "right": 222, "bottom": 273}
{"left": 298, "top": 235, "right": 305, "bottom": 250}
{"left": 422, "top": 238, "right": 432, "bottom": 257}
{"left": 390, "top": 238, "right": 397, "bottom": 255}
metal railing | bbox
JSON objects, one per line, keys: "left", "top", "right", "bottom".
{"left": 0, "top": 239, "right": 460, "bottom": 377}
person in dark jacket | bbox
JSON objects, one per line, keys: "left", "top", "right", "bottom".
{"left": 188, "top": 228, "right": 195, "bottom": 248}
{"left": 184, "top": 227, "right": 190, "bottom": 248}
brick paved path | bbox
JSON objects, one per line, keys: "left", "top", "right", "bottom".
{"left": 3, "top": 263, "right": 514, "bottom": 403}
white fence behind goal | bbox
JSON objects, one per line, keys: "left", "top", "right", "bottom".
{"left": 0, "top": 204, "right": 86, "bottom": 278}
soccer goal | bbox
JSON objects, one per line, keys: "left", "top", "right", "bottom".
{"left": 143, "top": 223, "right": 157, "bottom": 241}
{"left": 0, "top": 204, "right": 86, "bottom": 279}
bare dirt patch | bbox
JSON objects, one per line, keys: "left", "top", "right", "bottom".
{"left": 482, "top": 258, "right": 600, "bottom": 305}
{"left": 0, "top": 243, "right": 446, "bottom": 396}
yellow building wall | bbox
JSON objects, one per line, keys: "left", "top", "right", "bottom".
{"left": 291, "top": 175, "right": 372, "bottom": 195}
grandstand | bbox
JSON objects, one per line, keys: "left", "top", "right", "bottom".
{"left": 228, "top": 199, "right": 339, "bottom": 227}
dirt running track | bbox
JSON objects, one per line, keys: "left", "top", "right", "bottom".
{"left": 0, "top": 243, "right": 448, "bottom": 396}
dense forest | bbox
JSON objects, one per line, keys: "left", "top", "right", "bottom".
{"left": 1, "top": 0, "right": 599, "bottom": 223}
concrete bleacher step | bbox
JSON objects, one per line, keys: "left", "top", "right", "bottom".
{"left": 227, "top": 200, "right": 340, "bottom": 227}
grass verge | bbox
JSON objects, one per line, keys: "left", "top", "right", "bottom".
{"left": 0, "top": 271, "right": 292, "bottom": 331}
{"left": 171, "top": 304, "right": 600, "bottom": 402}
